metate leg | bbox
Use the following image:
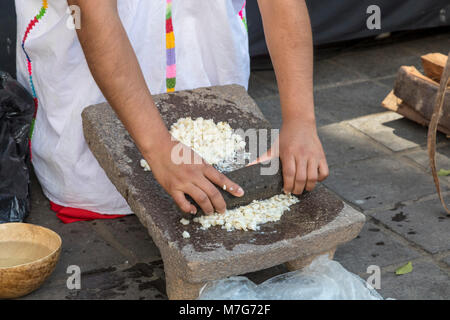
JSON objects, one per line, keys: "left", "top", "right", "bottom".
{"left": 164, "top": 264, "right": 207, "bottom": 300}
{"left": 284, "top": 248, "right": 337, "bottom": 271}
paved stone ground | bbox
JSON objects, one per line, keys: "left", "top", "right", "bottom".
{"left": 23, "top": 29, "right": 450, "bottom": 300}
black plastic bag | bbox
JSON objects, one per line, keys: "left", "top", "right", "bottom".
{"left": 0, "top": 71, "right": 34, "bottom": 223}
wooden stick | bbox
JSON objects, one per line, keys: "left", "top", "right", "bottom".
{"left": 427, "top": 51, "right": 450, "bottom": 215}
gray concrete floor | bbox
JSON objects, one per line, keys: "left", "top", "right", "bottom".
{"left": 24, "top": 30, "right": 450, "bottom": 300}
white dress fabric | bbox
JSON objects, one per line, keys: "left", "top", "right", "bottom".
{"left": 15, "top": 0, "right": 250, "bottom": 215}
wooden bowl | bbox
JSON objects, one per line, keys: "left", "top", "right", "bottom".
{"left": 0, "top": 223, "right": 62, "bottom": 299}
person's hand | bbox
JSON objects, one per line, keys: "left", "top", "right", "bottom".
{"left": 252, "top": 119, "right": 329, "bottom": 195}
{"left": 144, "top": 137, "right": 244, "bottom": 215}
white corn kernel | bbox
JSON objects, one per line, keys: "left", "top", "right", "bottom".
{"left": 182, "top": 231, "right": 190, "bottom": 239}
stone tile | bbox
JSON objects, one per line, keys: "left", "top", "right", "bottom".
{"left": 404, "top": 144, "right": 450, "bottom": 185}
{"left": 349, "top": 111, "right": 433, "bottom": 152}
{"left": 248, "top": 70, "right": 278, "bottom": 99}
{"left": 334, "top": 221, "right": 421, "bottom": 275}
{"left": 96, "top": 216, "right": 161, "bottom": 263}
{"left": 253, "top": 95, "right": 339, "bottom": 129}
{"left": 256, "top": 94, "right": 339, "bottom": 129}
{"left": 376, "top": 76, "right": 397, "bottom": 90}
{"left": 314, "top": 80, "right": 390, "bottom": 123}
{"left": 376, "top": 260, "right": 450, "bottom": 300}
{"left": 318, "top": 123, "right": 389, "bottom": 167}
{"left": 402, "top": 33, "right": 450, "bottom": 57}
{"left": 371, "top": 199, "right": 450, "bottom": 254}
{"left": 332, "top": 42, "right": 422, "bottom": 78}
{"left": 323, "top": 156, "right": 438, "bottom": 211}
{"left": 24, "top": 260, "right": 167, "bottom": 300}
{"left": 442, "top": 255, "right": 450, "bottom": 268}
{"left": 250, "top": 55, "right": 273, "bottom": 71}
{"left": 253, "top": 95, "right": 282, "bottom": 129}
{"left": 314, "top": 58, "right": 368, "bottom": 89}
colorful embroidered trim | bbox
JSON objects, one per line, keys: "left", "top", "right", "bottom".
{"left": 238, "top": 1, "right": 248, "bottom": 32}
{"left": 22, "top": 0, "right": 48, "bottom": 151}
{"left": 165, "top": 0, "right": 176, "bottom": 93}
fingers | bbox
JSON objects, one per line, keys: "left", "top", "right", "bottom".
{"left": 281, "top": 155, "right": 296, "bottom": 194}
{"left": 305, "top": 160, "right": 319, "bottom": 192}
{"left": 194, "top": 177, "right": 228, "bottom": 214}
{"left": 293, "top": 158, "right": 307, "bottom": 195}
{"left": 172, "top": 191, "right": 197, "bottom": 214}
{"left": 204, "top": 165, "right": 244, "bottom": 197}
{"left": 318, "top": 159, "right": 329, "bottom": 182}
{"left": 185, "top": 184, "right": 215, "bottom": 215}
{"left": 284, "top": 157, "right": 325, "bottom": 195}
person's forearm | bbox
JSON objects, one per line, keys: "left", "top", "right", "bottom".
{"left": 69, "top": 0, "right": 171, "bottom": 158}
{"left": 257, "top": 0, "right": 315, "bottom": 125}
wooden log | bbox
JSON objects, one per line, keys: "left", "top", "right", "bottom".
{"left": 381, "top": 90, "right": 450, "bottom": 136}
{"left": 421, "top": 53, "right": 448, "bottom": 83}
{"left": 393, "top": 66, "right": 450, "bottom": 129}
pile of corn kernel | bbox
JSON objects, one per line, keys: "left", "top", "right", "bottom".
{"left": 139, "top": 117, "right": 300, "bottom": 233}
{"left": 140, "top": 117, "right": 246, "bottom": 171}
{"left": 190, "top": 193, "right": 299, "bottom": 232}
{"left": 169, "top": 117, "right": 246, "bottom": 166}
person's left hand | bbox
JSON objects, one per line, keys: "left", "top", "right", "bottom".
{"left": 252, "top": 119, "right": 329, "bottom": 195}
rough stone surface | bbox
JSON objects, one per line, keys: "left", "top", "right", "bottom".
{"left": 188, "top": 162, "right": 284, "bottom": 216}
{"left": 332, "top": 42, "right": 422, "bottom": 78}
{"left": 370, "top": 199, "right": 450, "bottom": 254}
{"left": 82, "top": 85, "right": 365, "bottom": 299}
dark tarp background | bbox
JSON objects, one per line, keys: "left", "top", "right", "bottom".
{"left": 248, "top": 0, "right": 450, "bottom": 56}
{"left": 1, "top": 1, "right": 450, "bottom": 77}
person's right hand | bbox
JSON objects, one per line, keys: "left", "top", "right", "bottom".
{"left": 144, "top": 137, "right": 245, "bottom": 215}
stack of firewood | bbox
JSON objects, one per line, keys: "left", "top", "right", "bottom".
{"left": 382, "top": 53, "right": 450, "bottom": 136}
{"left": 383, "top": 52, "right": 450, "bottom": 215}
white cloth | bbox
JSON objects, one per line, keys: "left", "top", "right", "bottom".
{"left": 15, "top": 0, "right": 250, "bottom": 214}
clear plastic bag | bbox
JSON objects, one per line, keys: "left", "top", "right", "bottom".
{"left": 0, "top": 71, "right": 34, "bottom": 223}
{"left": 198, "top": 255, "right": 383, "bottom": 300}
